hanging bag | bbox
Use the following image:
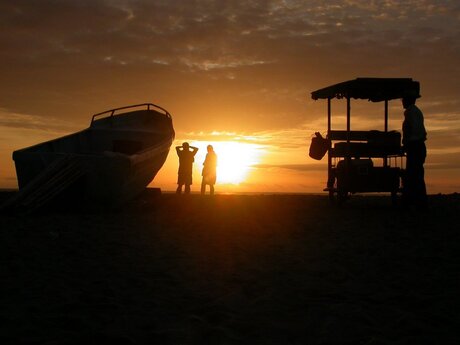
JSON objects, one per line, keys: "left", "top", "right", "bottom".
{"left": 309, "top": 132, "right": 330, "bottom": 160}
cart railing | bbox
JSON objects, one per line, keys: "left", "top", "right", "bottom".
{"left": 328, "top": 130, "right": 369, "bottom": 141}
{"left": 327, "top": 130, "right": 403, "bottom": 158}
{"left": 328, "top": 130, "right": 401, "bottom": 142}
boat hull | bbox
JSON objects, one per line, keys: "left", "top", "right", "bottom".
{"left": 12, "top": 105, "right": 174, "bottom": 208}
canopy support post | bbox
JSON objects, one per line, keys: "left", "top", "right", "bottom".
{"left": 327, "top": 98, "right": 333, "bottom": 190}
{"left": 384, "top": 100, "right": 388, "bottom": 132}
{"left": 384, "top": 100, "right": 388, "bottom": 167}
{"left": 346, "top": 96, "right": 351, "bottom": 142}
{"left": 346, "top": 96, "right": 351, "bottom": 163}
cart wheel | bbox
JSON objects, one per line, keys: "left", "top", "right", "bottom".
{"left": 337, "top": 191, "right": 348, "bottom": 205}
{"left": 329, "top": 190, "right": 335, "bottom": 204}
{"left": 391, "top": 191, "right": 398, "bottom": 207}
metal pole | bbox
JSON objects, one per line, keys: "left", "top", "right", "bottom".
{"left": 346, "top": 96, "right": 350, "bottom": 142}
{"left": 327, "top": 98, "right": 332, "bottom": 189}
{"left": 384, "top": 100, "right": 388, "bottom": 167}
{"left": 384, "top": 100, "right": 388, "bottom": 132}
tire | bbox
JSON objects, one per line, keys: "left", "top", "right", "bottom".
{"left": 391, "top": 190, "right": 398, "bottom": 207}
{"left": 329, "top": 190, "right": 335, "bottom": 204}
{"left": 337, "top": 191, "right": 348, "bottom": 205}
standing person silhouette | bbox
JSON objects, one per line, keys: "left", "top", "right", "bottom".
{"left": 402, "top": 94, "right": 428, "bottom": 210}
{"left": 176, "top": 142, "right": 198, "bottom": 194}
{"left": 201, "top": 145, "right": 217, "bottom": 195}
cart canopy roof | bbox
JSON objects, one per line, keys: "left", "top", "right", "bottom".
{"left": 311, "top": 78, "right": 420, "bottom": 102}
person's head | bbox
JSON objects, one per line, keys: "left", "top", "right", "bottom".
{"left": 207, "top": 145, "right": 214, "bottom": 153}
{"left": 182, "top": 142, "right": 189, "bottom": 149}
{"left": 402, "top": 96, "right": 416, "bottom": 109}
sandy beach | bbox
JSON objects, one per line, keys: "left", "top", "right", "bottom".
{"left": 1, "top": 191, "right": 459, "bottom": 344}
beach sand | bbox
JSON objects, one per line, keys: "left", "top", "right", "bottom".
{"left": 1, "top": 191, "right": 459, "bottom": 344}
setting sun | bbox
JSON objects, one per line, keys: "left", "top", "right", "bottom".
{"left": 215, "top": 141, "right": 262, "bottom": 184}
{"left": 194, "top": 141, "right": 263, "bottom": 185}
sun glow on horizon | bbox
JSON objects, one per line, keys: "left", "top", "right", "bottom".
{"left": 194, "top": 141, "right": 263, "bottom": 185}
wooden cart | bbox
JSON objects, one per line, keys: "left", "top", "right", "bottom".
{"left": 311, "top": 78, "right": 420, "bottom": 203}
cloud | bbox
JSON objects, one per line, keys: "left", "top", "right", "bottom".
{"left": 426, "top": 129, "right": 460, "bottom": 151}
{"left": 181, "top": 57, "right": 274, "bottom": 71}
{"left": 2, "top": 0, "right": 458, "bottom": 76}
{"left": 178, "top": 123, "right": 326, "bottom": 150}
{"left": 427, "top": 152, "right": 460, "bottom": 170}
{"left": 254, "top": 163, "right": 324, "bottom": 172}
{"left": 0, "top": 0, "right": 460, "bottom": 193}
{"left": 0, "top": 108, "right": 79, "bottom": 133}
{"left": 427, "top": 163, "right": 460, "bottom": 170}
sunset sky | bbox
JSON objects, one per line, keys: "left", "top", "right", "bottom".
{"left": 1, "top": 1, "right": 459, "bottom": 193}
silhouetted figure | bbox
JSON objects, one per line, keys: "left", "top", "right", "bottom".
{"left": 402, "top": 95, "right": 428, "bottom": 209}
{"left": 201, "top": 145, "right": 217, "bottom": 195}
{"left": 176, "top": 142, "right": 198, "bottom": 194}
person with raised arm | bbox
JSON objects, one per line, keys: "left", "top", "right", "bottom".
{"left": 176, "top": 142, "right": 198, "bottom": 194}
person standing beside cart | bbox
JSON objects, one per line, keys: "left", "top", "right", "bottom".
{"left": 402, "top": 94, "right": 428, "bottom": 209}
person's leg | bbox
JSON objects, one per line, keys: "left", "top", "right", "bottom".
{"left": 210, "top": 184, "right": 214, "bottom": 195}
{"left": 414, "top": 143, "right": 428, "bottom": 208}
{"left": 185, "top": 184, "right": 191, "bottom": 194}
{"left": 176, "top": 184, "right": 183, "bottom": 194}
{"left": 201, "top": 179, "right": 206, "bottom": 195}
{"left": 405, "top": 145, "right": 417, "bottom": 206}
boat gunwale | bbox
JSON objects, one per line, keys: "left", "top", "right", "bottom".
{"left": 13, "top": 105, "right": 174, "bottom": 158}
{"left": 91, "top": 103, "right": 171, "bottom": 125}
